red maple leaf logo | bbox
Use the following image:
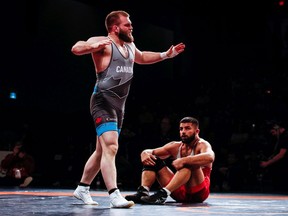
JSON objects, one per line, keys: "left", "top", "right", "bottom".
{"left": 95, "top": 117, "right": 102, "bottom": 124}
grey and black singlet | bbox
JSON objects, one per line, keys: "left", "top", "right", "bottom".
{"left": 90, "top": 40, "right": 135, "bottom": 136}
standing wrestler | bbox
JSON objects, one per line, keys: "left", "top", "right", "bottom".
{"left": 71, "top": 10, "right": 185, "bottom": 208}
{"left": 125, "top": 116, "right": 215, "bottom": 204}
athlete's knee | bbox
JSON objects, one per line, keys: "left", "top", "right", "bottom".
{"left": 107, "top": 143, "right": 118, "bottom": 155}
{"left": 142, "top": 157, "right": 166, "bottom": 173}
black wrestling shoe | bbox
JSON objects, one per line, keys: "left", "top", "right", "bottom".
{"left": 125, "top": 186, "right": 149, "bottom": 203}
{"left": 140, "top": 188, "right": 168, "bottom": 205}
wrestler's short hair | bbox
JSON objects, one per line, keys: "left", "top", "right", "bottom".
{"left": 105, "top": 10, "right": 130, "bottom": 32}
{"left": 180, "top": 116, "right": 199, "bottom": 127}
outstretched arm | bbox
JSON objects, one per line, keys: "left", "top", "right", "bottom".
{"left": 71, "top": 37, "right": 112, "bottom": 56}
{"left": 134, "top": 42, "right": 185, "bottom": 64}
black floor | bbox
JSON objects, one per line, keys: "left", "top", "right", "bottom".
{"left": 1, "top": 187, "right": 288, "bottom": 216}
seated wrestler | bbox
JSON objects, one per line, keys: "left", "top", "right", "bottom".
{"left": 125, "top": 116, "right": 215, "bottom": 204}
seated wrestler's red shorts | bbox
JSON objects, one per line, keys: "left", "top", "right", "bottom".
{"left": 170, "top": 176, "right": 210, "bottom": 203}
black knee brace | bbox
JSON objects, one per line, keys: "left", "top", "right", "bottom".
{"left": 142, "top": 157, "right": 166, "bottom": 172}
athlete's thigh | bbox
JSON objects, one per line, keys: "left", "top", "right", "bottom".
{"left": 187, "top": 167, "right": 205, "bottom": 186}
{"left": 99, "top": 131, "right": 119, "bottom": 148}
{"left": 91, "top": 104, "right": 119, "bottom": 136}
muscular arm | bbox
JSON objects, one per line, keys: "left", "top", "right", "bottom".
{"left": 173, "top": 142, "right": 215, "bottom": 170}
{"left": 141, "top": 142, "right": 178, "bottom": 165}
{"left": 71, "top": 37, "right": 112, "bottom": 56}
{"left": 134, "top": 43, "right": 185, "bottom": 64}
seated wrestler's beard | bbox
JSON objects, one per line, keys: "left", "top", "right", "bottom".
{"left": 182, "top": 133, "right": 196, "bottom": 144}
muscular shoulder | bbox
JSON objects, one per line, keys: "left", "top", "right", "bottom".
{"left": 164, "top": 141, "right": 182, "bottom": 157}
{"left": 152, "top": 141, "right": 180, "bottom": 159}
{"left": 164, "top": 141, "right": 181, "bottom": 148}
{"left": 87, "top": 36, "right": 108, "bottom": 43}
{"left": 198, "top": 138, "right": 210, "bottom": 145}
{"left": 196, "top": 138, "right": 213, "bottom": 154}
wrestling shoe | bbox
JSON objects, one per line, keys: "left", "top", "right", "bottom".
{"left": 110, "top": 189, "right": 134, "bottom": 208}
{"left": 73, "top": 185, "right": 98, "bottom": 205}
{"left": 125, "top": 186, "right": 149, "bottom": 203}
{"left": 140, "top": 188, "right": 168, "bottom": 205}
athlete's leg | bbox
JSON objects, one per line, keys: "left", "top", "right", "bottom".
{"left": 141, "top": 166, "right": 204, "bottom": 204}
{"left": 99, "top": 130, "right": 134, "bottom": 208}
{"left": 139, "top": 166, "right": 174, "bottom": 204}
{"left": 73, "top": 138, "right": 102, "bottom": 205}
{"left": 79, "top": 137, "right": 102, "bottom": 184}
{"left": 161, "top": 167, "right": 204, "bottom": 192}
{"left": 98, "top": 130, "right": 119, "bottom": 191}
{"left": 125, "top": 158, "right": 171, "bottom": 203}
{"left": 157, "top": 166, "right": 175, "bottom": 187}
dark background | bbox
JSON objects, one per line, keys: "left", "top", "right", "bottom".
{"left": 0, "top": 0, "right": 287, "bottom": 190}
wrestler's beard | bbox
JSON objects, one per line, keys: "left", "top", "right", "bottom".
{"left": 118, "top": 30, "right": 134, "bottom": 43}
{"left": 181, "top": 133, "right": 196, "bottom": 144}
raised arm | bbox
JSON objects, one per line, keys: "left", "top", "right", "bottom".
{"left": 134, "top": 42, "right": 185, "bottom": 64}
{"left": 71, "top": 37, "right": 112, "bottom": 56}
